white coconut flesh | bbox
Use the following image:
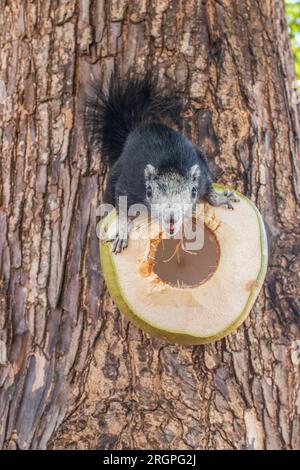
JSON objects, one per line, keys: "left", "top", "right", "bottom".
{"left": 100, "top": 185, "right": 268, "bottom": 344}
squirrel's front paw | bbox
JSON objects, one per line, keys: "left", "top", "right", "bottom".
{"left": 112, "top": 236, "right": 128, "bottom": 253}
{"left": 220, "top": 190, "right": 240, "bottom": 210}
{"left": 108, "top": 219, "right": 133, "bottom": 254}
{"left": 207, "top": 187, "right": 240, "bottom": 210}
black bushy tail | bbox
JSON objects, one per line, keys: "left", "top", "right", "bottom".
{"left": 83, "top": 72, "right": 182, "bottom": 167}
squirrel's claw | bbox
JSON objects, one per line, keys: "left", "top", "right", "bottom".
{"left": 223, "top": 190, "right": 240, "bottom": 210}
{"left": 112, "top": 236, "right": 128, "bottom": 253}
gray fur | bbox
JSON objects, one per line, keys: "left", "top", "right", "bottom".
{"left": 145, "top": 166, "right": 200, "bottom": 232}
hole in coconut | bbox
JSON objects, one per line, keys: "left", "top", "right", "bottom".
{"left": 152, "top": 224, "right": 220, "bottom": 288}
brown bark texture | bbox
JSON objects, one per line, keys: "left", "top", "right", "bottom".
{"left": 0, "top": 0, "right": 299, "bottom": 450}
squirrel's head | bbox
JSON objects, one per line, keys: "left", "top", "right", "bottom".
{"left": 144, "top": 164, "right": 201, "bottom": 235}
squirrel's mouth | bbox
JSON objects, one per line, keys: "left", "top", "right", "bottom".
{"left": 163, "top": 220, "right": 181, "bottom": 237}
{"left": 169, "top": 222, "right": 175, "bottom": 235}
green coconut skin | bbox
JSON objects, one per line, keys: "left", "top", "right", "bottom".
{"left": 99, "top": 184, "right": 268, "bottom": 345}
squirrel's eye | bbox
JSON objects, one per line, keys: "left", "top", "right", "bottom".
{"left": 146, "top": 185, "right": 153, "bottom": 198}
{"left": 191, "top": 187, "right": 197, "bottom": 198}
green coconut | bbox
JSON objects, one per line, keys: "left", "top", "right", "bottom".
{"left": 99, "top": 184, "right": 268, "bottom": 344}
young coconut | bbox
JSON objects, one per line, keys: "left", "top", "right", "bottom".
{"left": 99, "top": 184, "right": 268, "bottom": 345}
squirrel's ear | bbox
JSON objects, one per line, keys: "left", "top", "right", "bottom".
{"left": 190, "top": 164, "right": 201, "bottom": 182}
{"left": 145, "top": 164, "right": 158, "bottom": 181}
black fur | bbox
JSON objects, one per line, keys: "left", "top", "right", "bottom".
{"left": 104, "top": 123, "right": 211, "bottom": 209}
{"left": 83, "top": 72, "right": 182, "bottom": 168}
{"left": 83, "top": 73, "right": 212, "bottom": 209}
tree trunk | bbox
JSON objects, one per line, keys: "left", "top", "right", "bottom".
{"left": 0, "top": 0, "right": 299, "bottom": 451}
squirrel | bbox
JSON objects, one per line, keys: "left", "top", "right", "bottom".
{"left": 84, "top": 73, "right": 239, "bottom": 253}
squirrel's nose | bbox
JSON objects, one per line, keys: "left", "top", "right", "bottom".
{"left": 163, "top": 208, "right": 181, "bottom": 224}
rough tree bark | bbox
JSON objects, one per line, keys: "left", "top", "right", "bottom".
{"left": 0, "top": 0, "right": 299, "bottom": 450}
